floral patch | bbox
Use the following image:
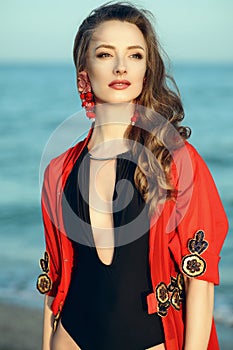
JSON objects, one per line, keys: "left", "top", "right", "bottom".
{"left": 156, "top": 282, "right": 170, "bottom": 303}
{"left": 37, "top": 273, "right": 52, "bottom": 294}
{"left": 157, "top": 300, "right": 171, "bottom": 317}
{"left": 181, "top": 230, "right": 208, "bottom": 278}
{"left": 155, "top": 273, "right": 184, "bottom": 317}
{"left": 36, "top": 251, "right": 52, "bottom": 294}
{"left": 156, "top": 283, "right": 170, "bottom": 317}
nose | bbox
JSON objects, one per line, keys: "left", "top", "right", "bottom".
{"left": 114, "top": 59, "right": 127, "bottom": 76}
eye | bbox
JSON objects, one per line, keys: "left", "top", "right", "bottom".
{"left": 96, "top": 52, "right": 112, "bottom": 58}
{"left": 130, "top": 52, "right": 144, "bottom": 59}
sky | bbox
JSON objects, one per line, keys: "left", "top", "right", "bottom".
{"left": 0, "top": 0, "right": 233, "bottom": 63}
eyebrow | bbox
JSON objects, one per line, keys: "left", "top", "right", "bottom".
{"left": 95, "top": 44, "right": 145, "bottom": 51}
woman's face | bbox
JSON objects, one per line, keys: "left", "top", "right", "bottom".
{"left": 85, "top": 20, "right": 147, "bottom": 104}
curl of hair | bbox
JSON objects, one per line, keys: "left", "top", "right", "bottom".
{"left": 73, "top": 1, "right": 191, "bottom": 217}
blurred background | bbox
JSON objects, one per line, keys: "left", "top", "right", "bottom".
{"left": 0, "top": 0, "right": 232, "bottom": 349}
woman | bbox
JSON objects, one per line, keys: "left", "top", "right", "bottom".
{"left": 37, "top": 2, "right": 228, "bottom": 349}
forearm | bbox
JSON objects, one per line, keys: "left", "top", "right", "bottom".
{"left": 42, "top": 295, "right": 55, "bottom": 350}
{"left": 184, "top": 277, "right": 214, "bottom": 350}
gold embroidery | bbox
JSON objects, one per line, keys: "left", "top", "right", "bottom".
{"left": 170, "top": 289, "right": 180, "bottom": 310}
{"left": 181, "top": 230, "right": 208, "bottom": 278}
{"left": 188, "top": 230, "right": 208, "bottom": 255}
{"left": 156, "top": 282, "right": 169, "bottom": 303}
{"left": 182, "top": 254, "right": 206, "bottom": 277}
{"left": 37, "top": 273, "right": 52, "bottom": 294}
{"left": 36, "top": 251, "right": 52, "bottom": 294}
{"left": 40, "top": 251, "right": 50, "bottom": 273}
{"left": 155, "top": 273, "right": 184, "bottom": 317}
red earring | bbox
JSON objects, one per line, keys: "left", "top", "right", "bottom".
{"left": 78, "top": 71, "right": 96, "bottom": 120}
{"left": 80, "top": 92, "right": 95, "bottom": 119}
{"left": 130, "top": 110, "right": 139, "bottom": 126}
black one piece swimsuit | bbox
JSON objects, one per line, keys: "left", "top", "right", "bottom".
{"left": 61, "top": 145, "right": 164, "bottom": 350}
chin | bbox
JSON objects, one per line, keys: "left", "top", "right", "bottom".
{"left": 95, "top": 92, "right": 141, "bottom": 105}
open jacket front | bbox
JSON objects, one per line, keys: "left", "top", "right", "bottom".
{"left": 37, "top": 127, "right": 228, "bottom": 349}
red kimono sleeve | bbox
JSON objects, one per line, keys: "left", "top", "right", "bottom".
{"left": 36, "top": 162, "right": 61, "bottom": 297}
{"left": 169, "top": 142, "right": 228, "bottom": 285}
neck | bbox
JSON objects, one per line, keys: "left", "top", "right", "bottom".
{"left": 87, "top": 103, "right": 135, "bottom": 154}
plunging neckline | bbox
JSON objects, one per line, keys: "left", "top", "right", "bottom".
{"left": 86, "top": 147, "right": 132, "bottom": 267}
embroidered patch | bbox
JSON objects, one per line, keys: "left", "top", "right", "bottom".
{"left": 188, "top": 230, "right": 208, "bottom": 254}
{"left": 182, "top": 254, "right": 206, "bottom": 277}
{"left": 156, "top": 282, "right": 169, "bottom": 304}
{"left": 36, "top": 251, "right": 52, "bottom": 294}
{"left": 155, "top": 273, "right": 184, "bottom": 317}
{"left": 158, "top": 300, "right": 170, "bottom": 317}
{"left": 37, "top": 273, "right": 52, "bottom": 294}
{"left": 177, "top": 272, "right": 184, "bottom": 292}
{"left": 170, "top": 290, "right": 181, "bottom": 310}
{"left": 40, "top": 251, "right": 50, "bottom": 273}
{"left": 181, "top": 230, "right": 208, "bottom": 278}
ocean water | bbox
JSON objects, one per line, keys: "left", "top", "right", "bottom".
{"left": 0, "top": 62, "right": 232, "bottom": 344}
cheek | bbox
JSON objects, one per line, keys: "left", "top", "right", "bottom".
{"left": 87, "top": 64, "right": 109, "bottom": 86}
{"left": 135, "top": 63, "right": 147, "bottom": 81}
{"left": 136, "top": 70, "right": 146, "bottom": 86}
{"left": 87, "top": 73, "right": 107, "bottom": 99}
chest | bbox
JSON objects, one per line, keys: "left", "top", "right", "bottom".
{"left": 89, "top": 158, "right": 117, "bottom": 230}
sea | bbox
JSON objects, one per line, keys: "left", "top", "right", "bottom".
{"left": 0, "top": 62, "right": 232, "bottom": 347}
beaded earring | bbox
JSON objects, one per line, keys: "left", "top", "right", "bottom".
{"left": 78, "top": 71, "right": 96, "bottom": 120}
{"left": 130, "top": 110, "right": 139, "bottom": 126}
{"left": 80, "top": 91, "right": 95, "bottom": 119}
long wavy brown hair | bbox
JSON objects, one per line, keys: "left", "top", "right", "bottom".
{"left": 73, "top": 1, "right": 191, "bottom": 217}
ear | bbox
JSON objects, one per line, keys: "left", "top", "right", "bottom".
{"left": 77, "top": 71, "right": 92, "bottom": 93}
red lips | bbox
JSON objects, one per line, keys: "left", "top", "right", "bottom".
{"left": 108, "top": 80, "right": 131, "bottom": 90}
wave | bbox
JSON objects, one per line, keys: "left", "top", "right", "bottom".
{"left": 0, "top": 286, "right": 43, "bottom": 310}
{"left": 214, "top": 307, "right": 233, "bottom": 327}
{"left": 0, "top": 285, "right": 233, "bottom": 326}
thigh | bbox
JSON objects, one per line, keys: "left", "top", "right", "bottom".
{"left": 146, "top": 343, "right": 165, "bottom": 350}
{"left": 52, "top": 319, "right": 82, "bottom": 350}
